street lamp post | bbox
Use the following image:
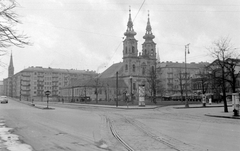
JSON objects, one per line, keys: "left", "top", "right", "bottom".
{"left": 20, "top": 75, "right": 22, "bottom": 101}
{"left": 116, "top": 72, "right": 118, "bottom": 107}
{"left": 185, "top": 43, "right": 190, "bottom": 108}
{"left": 130, "top": 76, "right": 132, "bottom": 103}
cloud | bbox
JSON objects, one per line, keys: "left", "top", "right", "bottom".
{"left": 20, "top": 15, "right": 60, "bottom": 49}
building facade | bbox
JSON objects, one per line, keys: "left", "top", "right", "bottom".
{"left": 4, "top": 63, "right": 97, "bottom": 101}
{"left": 120, "top": 10, "right": 157, "bottom": 98}
{"left": 60, "top": 9, "right": 158, "bottom": 103}
{"left": 191, "top": 59, "right": 240, "bottom": 99}
{"left": 158, "top": 61, "right": 209, "bottom": 97}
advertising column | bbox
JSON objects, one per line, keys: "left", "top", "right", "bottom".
{"left": 138, "top": 84, "right": 145, "bottom": 107}
{"left": 232, "top": 93, "right": 239, "bottom": 116}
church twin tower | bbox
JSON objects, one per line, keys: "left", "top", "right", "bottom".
{"left": 122, "top": 9, "right": 156, "bottom": 78}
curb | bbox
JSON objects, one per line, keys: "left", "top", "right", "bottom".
{"left": 205, "top": 114, "right": 240, "bottom": 119}
{"left": 47, "top": 102, "right": 159, "bottom": 110}
{"left": 16, "top": 100, "right": 55, "bottom": 110}
{"left": 14, "top": 99, "right": 158, "bottom": 110}
{"left": 174, "top": 105, "right": 232, "bottom": 109}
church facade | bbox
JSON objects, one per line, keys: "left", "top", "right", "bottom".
{"left": 122, "top": 10, "right": 156, "bottom": 80}
{"left": 60, "top": 9, "right": 158, "bottom": 103}
{"left": 95, "top": 9, "right": 157, "bottom": 101}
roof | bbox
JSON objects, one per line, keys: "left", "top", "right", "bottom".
{"left": 98, "top": 62, "right": 124, "bottom": 78}
{"left": 159, "top": 62, "right": 209, "bottom": 69}
{"left": 66, "top": 77, "right": 128, "bottom": 88}
{"left": 207, "top": 58, "right": 240, "bottom": 68}
{"left": 21, "top": 66, "right": 96, "bottom": 75}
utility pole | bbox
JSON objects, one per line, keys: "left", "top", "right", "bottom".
{"left": 116, "top": 72, "right": 118, "bottom": 107}
{"left": 185, "top": 43, "right": 190, "bottom": 108}
{"left": 72, "top": 87, "right": 74, "bottom": 102}
{"left": 130, "top": 76, "right": 132, "bottom": 103}
{"left": 19, "top": 75, "right": 22, "bottom": 101}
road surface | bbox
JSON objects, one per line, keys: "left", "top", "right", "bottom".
{"left": 0, "top": 98, "right": 239, "bottom": 151}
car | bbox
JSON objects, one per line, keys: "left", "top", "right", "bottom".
{"left": 0, "top": 96, "right": 8, "bottom": 104}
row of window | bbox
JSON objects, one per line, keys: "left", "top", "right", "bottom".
{"left": 125, "top": 64, "right": 156, "bottom": 75}
{"left": 64, "top": 84, "right": 137, "bottom": 96}
{"left": 125, "top": 46, "right": 135, "bottom": 54}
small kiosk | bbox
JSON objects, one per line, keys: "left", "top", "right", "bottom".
{"left": 138, "top": 84, "right": 145, "bottom": 107}
{"left": 232, "top": 93, "right": 239, "bottom": 116}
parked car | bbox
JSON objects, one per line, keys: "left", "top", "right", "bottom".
{"left": 0, "top": 96, "right": 8, "bottom": 104}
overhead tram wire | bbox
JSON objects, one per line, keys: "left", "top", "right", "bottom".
{"left": 133, "top": 0, "right": 146, "bottom": 22}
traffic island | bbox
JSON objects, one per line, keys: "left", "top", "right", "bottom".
{"left": 42, "top": 107, "right": 55, "bottom": 110}
{"left": 35, "top": 106, "right": 55, "bottom": 110}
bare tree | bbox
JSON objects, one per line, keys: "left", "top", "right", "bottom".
{"left": 174, "top": 69, "right": 184, "bottom": 102}
{"left": 225, "top": 58, "right": 240, "bottom": 93}
{"left": 208, "top": 37, "right": 237, "bottom": 112}
{"left": 197, "top": 69, "right": 210, "bottom": 95}
{"left": 146, "top": 66, "right": 157, "bottom": 104}
{"left": 94, "top": 77, "right": 100, "bottom": 104}
{"left": 0, "top": 0, "right": 29, "bottom": 54}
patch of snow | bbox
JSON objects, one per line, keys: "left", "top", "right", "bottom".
{"left": 0, "top": 121, "right": 33, "bottom": 151}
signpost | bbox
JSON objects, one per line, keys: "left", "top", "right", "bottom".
{"left": 45, "top": 90, "right": 51, "bottom": 108}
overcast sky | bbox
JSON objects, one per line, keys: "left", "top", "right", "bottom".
{"left": 0, "top": 0, "right": 240, "bottom": 80}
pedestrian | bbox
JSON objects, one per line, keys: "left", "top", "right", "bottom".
{"left": 202, "top": 94, "right": 206, "bottom": 107}
{"left": 209, "top": 96, "right": 212, "bottom": 105}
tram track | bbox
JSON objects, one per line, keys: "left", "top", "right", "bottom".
{"left": 107, "top": 114, "right": 205, "bottom": 151}
{"left": 123, "top": 116, "right": 204, "bottom": 151}
{"left": 106, "top": 117, "right": 135, "bottom": 151}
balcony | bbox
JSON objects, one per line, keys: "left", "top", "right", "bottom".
{"left": 22, "top": 74, "right": 30, "bottom": 77}
{"left": 22, "top": 89, "right": 31, "bottom": 92}
{"left": 37, "top": 79, "right": 44, "bottom": 82}
{"left": 21, "top": 79, "right": 30, "bottom": 82}
{"left": 38, "top": 75, "right": 44, "bottom": 78}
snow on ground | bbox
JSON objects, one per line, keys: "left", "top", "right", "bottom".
{"left": 0, "top": 120, "right": 33, "bottom": 151}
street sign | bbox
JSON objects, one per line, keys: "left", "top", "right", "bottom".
{"left": 45, "top": 90, "right": 51, "bottom": 96}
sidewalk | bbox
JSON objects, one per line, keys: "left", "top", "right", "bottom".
{"left": 205, "top": 106, "right": 240, "bottom": 119}
{"left": 16, "top": 99, "right": 158, "bottom": 110}
{"left": 173, "top": 103, "right": 231, "bottom": 109}
{"left": 173, "top": 103, "right": 240, "bottom": 119}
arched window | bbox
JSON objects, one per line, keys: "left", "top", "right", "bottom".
{"left": 142, "top": 67, "right": 145, "bottom": 75}
{"left": 125, "top": 47, "right": 127, "bottom": 54}
{"left": 133, "top": 83, "right": 136, "bottom": 90}
{"left": 151, "top": 49, "right": 154, "bottom": 56}
{"left": 152, "top": 66, "right": 155, "bottom": 72}
{"left": 132, "top": 46, "right": 135, "bottom": 53}
{"left": 125, "top": 64, "right": 128, "bottom": 71}
{"left": 132, "top": 64, "right": 135, "bottom": 72}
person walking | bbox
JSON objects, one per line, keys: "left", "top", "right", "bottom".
{"left": 209, "top": 96, "right": 212, "bottom": 105}
{"left": 202, "top": 94, "right": 206, "bottom": 107}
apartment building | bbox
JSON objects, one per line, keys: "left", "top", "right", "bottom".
{"left": 158, "top": 61, "right": 209, "bottom": 97}
{"left": 4, "top": 66, "right": 97, "bottom": 101}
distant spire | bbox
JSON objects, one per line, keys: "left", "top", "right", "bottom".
{"left": 8, "top": 51, "right": 14, "bottom": 77}
{"left": 127, "top": 6, "right": 133, "bottom": 29}
{"left": 143, "top": 10, "right": 155, "bottom": 40}
{"left": 146, "top": 10, "right": 152, "bottom": 33}
{"left": 9, "top": 51, "right": 13, "bottom": 67}
{"left": 124, "top": 6, "right": 136, "bottom": 37}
